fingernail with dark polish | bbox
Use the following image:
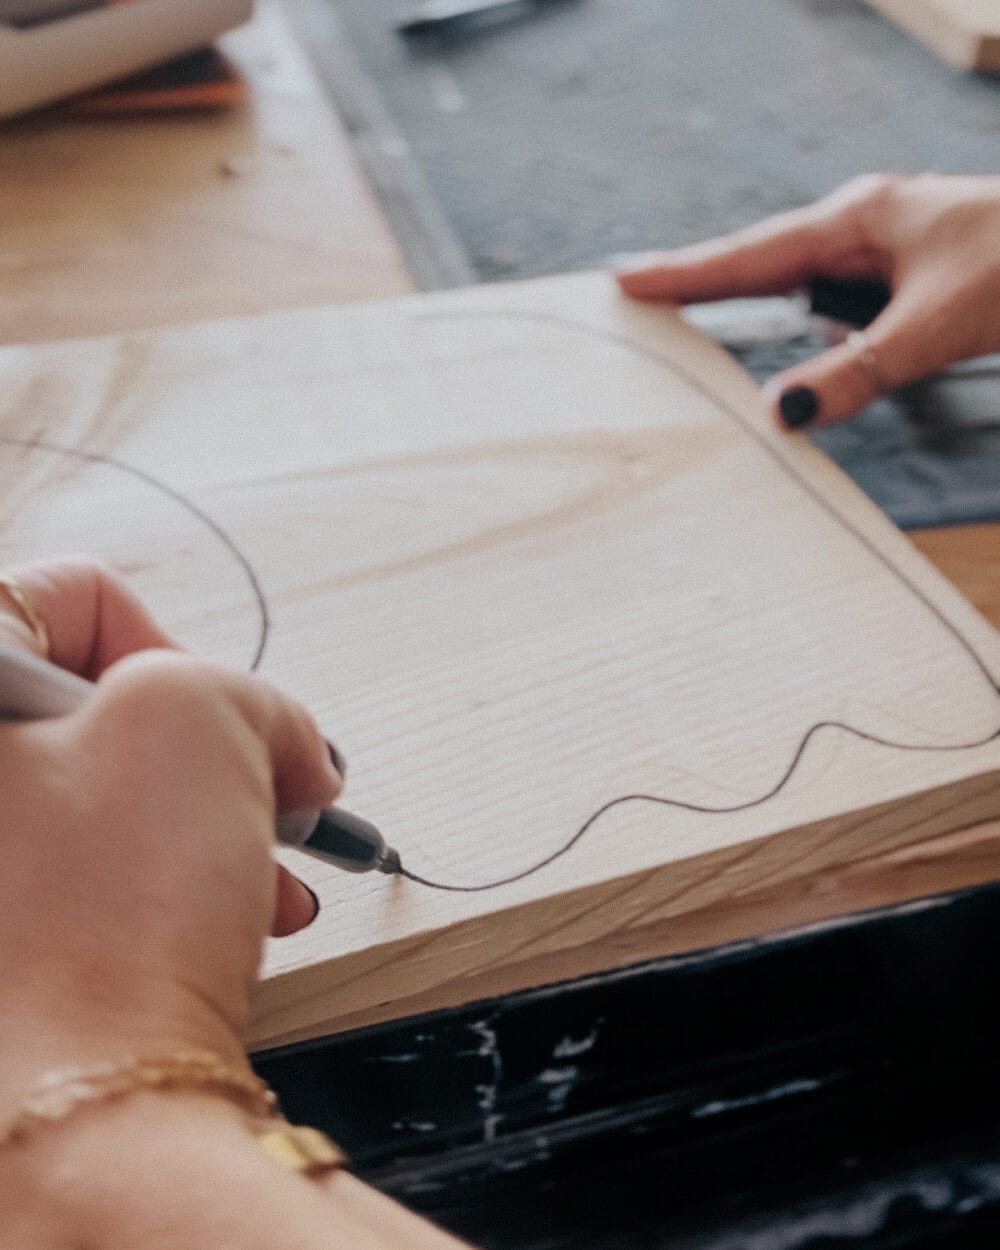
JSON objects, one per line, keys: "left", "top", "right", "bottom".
{"left": 779, "top": 386, "right": 819, "bottom": 429}
{"left": 326, "top": 739, "right": 347, "bottom": 779}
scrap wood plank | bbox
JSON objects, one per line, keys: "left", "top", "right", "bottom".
{"left": 2, "top": 272, "right": 1000, "bottom": 1049}
{"left": 864, "top": 0, "right": 1000, "bottom": 70}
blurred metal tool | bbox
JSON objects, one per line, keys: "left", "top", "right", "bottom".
{"left": 0, "top": 0, "right": 251, "bottom": 119}
{"left": 682, "top": 278, "right": 892, "bottom": 349}
{"left": 397, "top": 0, "right": 573, "bottom": 37}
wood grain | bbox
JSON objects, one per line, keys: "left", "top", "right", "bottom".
{"left": 2, "top": 272, "right": 1000, "bottom": 1049}
{"left": 863, "top": 0, "right": 1000, "bottom": 70}
{"left": 0, "top": 0, "right": 413, "bottom": 346}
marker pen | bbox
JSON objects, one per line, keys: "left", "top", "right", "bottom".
{"left": 0, "top": 642, "right": 402, "bottom": 876}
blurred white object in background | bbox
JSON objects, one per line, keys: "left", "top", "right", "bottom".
{"left": 0, "top": 0, "right": 252, "bottom": 119}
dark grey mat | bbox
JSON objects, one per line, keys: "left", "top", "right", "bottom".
{"left": 313, "top": 0, "right": 998, "bottom": 277}
{"left": 290, "top": 0, "right": 1000, "bottom": 529}
{"left": 736, "top": 340, "right": 1000, "bottom": 532}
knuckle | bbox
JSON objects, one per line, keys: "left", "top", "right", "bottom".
{"left": 843, "top": 172, "right": 907, "bottom": 207}
{"left": 845, "top": 355, "right": 880, "bottom": 404}
{"left": 830, "top": 173, "right": 913, "bottom": 229}
{"left": 24, "top": 556, "right": 137, "bottom": 624}
{"left": 95, "top": 652, "right": 231, "bottom": 736}
{"left": 833, "top": 349, "right": 884, "bottom": 413}
{"left": 826, "top": 174, "right": 917, "bottom": 251}
{"left": 907, "top": 170, "right": 956, "bottom": 198}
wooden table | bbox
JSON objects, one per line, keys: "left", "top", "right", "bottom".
{"left": 0, "top": 0, "right": 413, "bottom": 344}
{"left": 1, "top": 7, "right": 998, "bottom": 650}
{"left": 911, "top": 523, "right": 1000, "bottom": 633}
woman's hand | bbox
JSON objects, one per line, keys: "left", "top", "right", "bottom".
{"left": 614, "top": 173, "right": 1000, "bottom": 429}
{"left": 0, "top": 558, "right": 337, "bottom": 1075}
{"left": 0, "top": 559, "right": 469, "bottom": 1249}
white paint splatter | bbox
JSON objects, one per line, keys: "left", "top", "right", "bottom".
{"left": 692, "top": 1076, "right": 825, "bottom": 1119}
{"left": 469, "top": 1019, "right": 503, "bottom": 1144}
{"left": 553, "top": 1025, "right": 600, "bottom": 1059}
{"left": 537, "top": 1065, "right": 578, "bottom": 1113}
{"left": 538, "top": 1066, "right": 578, "bottom": 1085}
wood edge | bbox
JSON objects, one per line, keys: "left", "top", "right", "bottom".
{"left": 248, "top": 772, "right": 1000, "bottom": 1050}
{"left": 253, "top": 817, "right": 1000, "bottom": 1051}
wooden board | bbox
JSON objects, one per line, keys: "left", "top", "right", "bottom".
{"left": 864, "top": 0, "right": 1000, "bottom": 70}
{"left": 3, "top": 272, "right": 1000, "bottom": 1050}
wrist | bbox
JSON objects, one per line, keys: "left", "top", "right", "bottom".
{"left": 0, "top": 1091, "right": 462, "bottom": 1250}
{"left": 0, "top": 967, "right": 255, "bottom": 1090}
{"left": 0, "top": 1005, "right": 253, "bottom": 1180}
{"left": 0, "top": 1087, "right": 265, "bottom": 1240}
{"left": 0, "top": 1056, "right": 468, "bottom": 1250}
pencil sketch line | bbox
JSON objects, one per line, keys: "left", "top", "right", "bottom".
{"left": 0, "top": 435, "right": 270, "bottom": 671}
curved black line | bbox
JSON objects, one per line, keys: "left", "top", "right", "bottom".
{"left": 399, "top": 720, "right": 1000, "bottom": 891}
{"left": 0, "top": 435, "right": 270, "bottom": 671}
{"left": 399, "top": 309, "right": 1000, "bottom": 891}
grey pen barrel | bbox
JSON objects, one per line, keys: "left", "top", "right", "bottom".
{"left": 0, "top": 644, "right": 91, "bottom": 718}
{"left": 296, "top": 808, "right": 401, "bottom": 874}
{"left": 0, "top": 642, "right": 400, "bottom": 875}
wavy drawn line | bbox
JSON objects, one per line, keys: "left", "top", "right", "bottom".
{"left": 399, "top": 718, "right": 1000, "bottom": 891}
{"left": 397, "top": 309, "right": 1000, "bottom": 890}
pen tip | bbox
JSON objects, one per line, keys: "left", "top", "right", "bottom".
{"left": 378, "top": 847, "right": 403, "bottom": 875}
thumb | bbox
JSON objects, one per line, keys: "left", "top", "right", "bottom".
{"left": 763, "top": 305, "right": 953, "bottom": 430}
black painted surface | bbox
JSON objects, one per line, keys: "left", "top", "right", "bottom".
{"left": 257, "top": 885, "right": 1000, "bottom": 1247}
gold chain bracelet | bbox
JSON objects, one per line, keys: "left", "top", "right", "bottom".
{"left": 0, "top": 1050, "right": 346, "bottom": 1181}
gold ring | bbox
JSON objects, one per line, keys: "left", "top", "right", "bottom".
{"left": 0, "top": 575, "right": 50, "bottom": 655}
{"left": 847, "top": 329, "right": 893, "bottom": 394}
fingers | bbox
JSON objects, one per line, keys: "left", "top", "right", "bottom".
{"left": 90, "top": 650, "right": 343, "bottom": 817}
{"left": 1, "top": 562, "right": 344, "bottom": 813}
{"left": 0, "top": 558, "right": 176, "bottom": 677}
{"left": 763, "top": 294, "right": 961, "bottom": 428}
{"left": 0, "top": 566, "right": 343, "bottom": 939}
{"left": 614, "top": 193, "right": 877, "bottom": 305}
{"left": 614, "top": 172, "right": 1000, "bottom": 428}
{"left": 762, "top": 339, "right": 886, "bottom": 429}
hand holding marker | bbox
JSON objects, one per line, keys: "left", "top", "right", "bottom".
{"left": 0, "top": 641, "right": 403, "bottom": 876}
